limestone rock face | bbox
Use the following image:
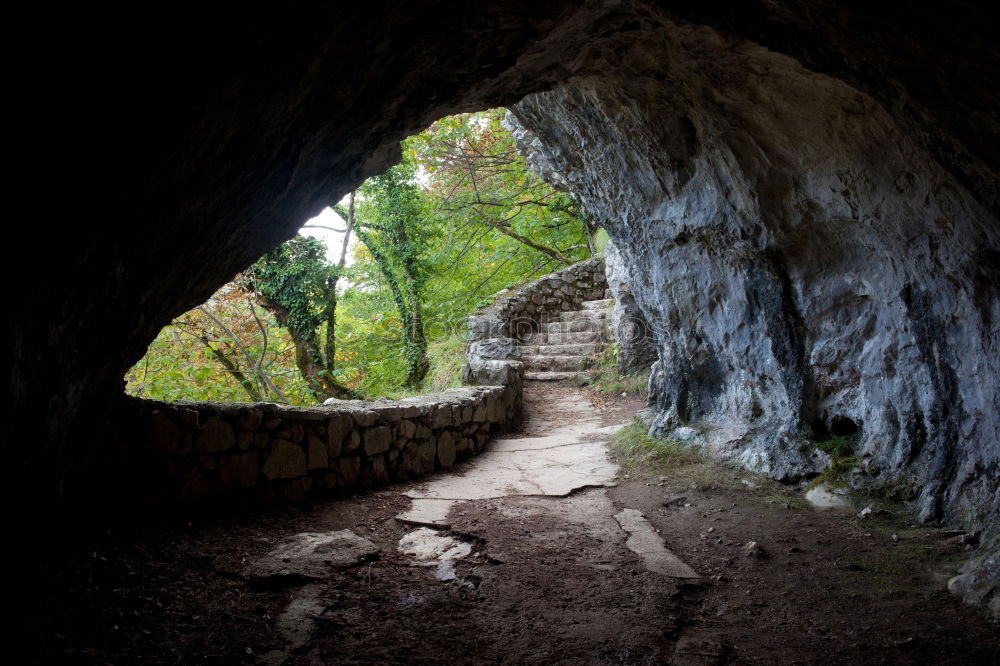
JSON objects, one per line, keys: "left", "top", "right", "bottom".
{"left": 507, "top": 11, "right": 1000, "bottom": 543}
{"left": 948, "top": 550, "right": 1000, "bottom": 620}
{"left": 605, "top": 239, "right": 657, "bottom": 373}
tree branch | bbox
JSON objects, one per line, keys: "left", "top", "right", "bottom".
{"left": 302, "top": 224, "right": 347, "bottom": 233}
{"left": 173, "top": 328, "right": 263, "bottom": 402}
{"left": 197, "top": 306, "right": 289, "bottom": 403}
{"left": 485, "top": 220, "right": 572, "bottom": 265}
{"left": 247, "top": 300, "right": 289, "bottom": 403}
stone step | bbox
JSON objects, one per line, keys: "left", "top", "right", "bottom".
{"left": 581, "top": 299, "right": 613, "bottom": 310}
{"left": 520, "top": 342, "right": 604, "bottom": 356}
{"left": 546, "top": 319, "right": 604, "bottom": 334}
{"left": 524, "top": 371, "right": 593, "bottom": 382}
{"left": 522, "top": 330, "right": 606, "bottom": 345}
{"left": 558, "top": 309, "right": 609, "bottom": 323}
{"left": 521, "top": 354, "right": 598, "bottom": 372}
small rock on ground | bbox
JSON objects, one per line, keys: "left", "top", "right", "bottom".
{"left": 243, "top": 529, "right": 379, "bottom": 581}
{"left": 805, "top": 483, "right": 850, "bottom": 509}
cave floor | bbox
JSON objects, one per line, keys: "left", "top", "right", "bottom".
{"left": 30, "top": 385, "right": 999, "bottom": 664}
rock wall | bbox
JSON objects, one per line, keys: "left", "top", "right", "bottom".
{"left": 10, "top": 0, "right": 615, "bottom": 540}
{"left": 507, "top": 11, "right": 1000, "bottom": 549}
{"left": 464, "top": 257, "right": 608, "bottom": 374}
{"left": 604, "top": 239, "right": 658, "bottom": 373}
{"left": 112, "top": 385, "right": 520, "bottom": 508}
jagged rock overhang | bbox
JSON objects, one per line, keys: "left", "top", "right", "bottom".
{"left": 9, "top": 1, "right": 1000, "bottom": 567}
{"left": 504, "top": 9, "right": 999, "bottom": 544}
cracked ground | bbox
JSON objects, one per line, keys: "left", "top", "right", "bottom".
{"left": 28, "top": 385, "right": 1000, "bottom": 664}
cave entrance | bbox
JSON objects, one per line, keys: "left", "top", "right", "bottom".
{"left": 15, "top": 3, "right": 1000, "bottom": 658}
{"left": 125, "top": 107, "right": 595, "bottom": 407}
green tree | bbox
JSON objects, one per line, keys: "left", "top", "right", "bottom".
{"left": 347, "top": 162, "right": 431, "bottom": 387}
{"left": 126, "top": 107, "right": 595, "bottom": 403}
{"left": 125, "top": 283, "right": 310, "bottom": 403}
{"left": 405, "top": 108, "right": 592, "bottom": 264}
{"left": 246, "top": 234, "right": 360, "bottom": 402}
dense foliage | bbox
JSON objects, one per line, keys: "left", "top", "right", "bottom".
{"left": 406, "top": 107, "right": 593, "bottom": 268}
{"left": 126, "top": 108, "right": 593, "bottom": 403}
{"left": 125, "top": 284, "right": 312, "bottom": 403}
{"left": 352, "top": 162, "right": 431, "bottom": 387}
{"left": 246, "top": 236, "right": 359, "bottom": 401}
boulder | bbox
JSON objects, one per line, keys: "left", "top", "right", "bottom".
{"left": 469, "top": 337, "right": 520, "bottom": 361}
{"left": 462, "top": 359, "right": 523, "bottom": 387}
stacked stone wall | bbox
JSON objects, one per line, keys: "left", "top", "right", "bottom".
{"left": 119, "top": 261, "right": 609, "bottom": 508}
{"left": 124, "top": 383, "right": 520, "bottom": 507}
{"left": 467, "top": 257, "right": 608, "bottom": 342}
{"left": 464, "top": 258, "right": 609, "bottom": 379}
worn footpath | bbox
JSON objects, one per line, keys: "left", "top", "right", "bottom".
{"left": 30, "top": 385, "right": 1000, "bottom": 664}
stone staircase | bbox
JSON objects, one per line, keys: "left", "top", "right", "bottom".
{"left": 520, "top": 298, "right": 612, "bottom": 381}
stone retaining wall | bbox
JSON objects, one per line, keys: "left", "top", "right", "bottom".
{"left": 464, "top": 258, "right": 609, "bottom": 379}
{"left": 467, "top": 257, "right": 608, "bottom": 341}
{"left": 126, "top": 382, "right": 520, "bottom": 507}
{"left": 117, "top": 262, "right": 608, "bottom": 508}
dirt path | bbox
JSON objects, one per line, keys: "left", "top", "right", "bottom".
{"left": 30, "top": 385, "right": 999, "bottom": 664}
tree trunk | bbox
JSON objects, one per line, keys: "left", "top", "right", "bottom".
{"left": 354, "top": 227, "right": 429, "bottom": 388}
{"left": 256, "top": 295, "right": 359, "bottom": 402}
{"left": 323, "top": 191, "right": 356, "bottom": 382}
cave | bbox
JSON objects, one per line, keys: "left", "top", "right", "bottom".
{"left": 10, "top": 0, "right": 1000, "bottom": 653}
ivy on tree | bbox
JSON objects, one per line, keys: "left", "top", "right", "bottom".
{"left": 247, "top": 235, "right": 359, "bottom": 402}
{"left": 346, "top": 161, "right": 431, "bottom": 388}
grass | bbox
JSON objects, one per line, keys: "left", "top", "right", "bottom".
{"left": 607, "top": 417, "right": 897, "bottom": 515}
{"left": 759, "top": 492, "right": 812, "bottom": 510}
{"left": 609, "top": 419, "right": 801, "bottom": 497}
{"left": 585, "top": 342, "right": 651, "bottom": 395}
{"left": 809, "top": 435, "right": 859, "bottom": 489}
{"left": 422, "top": 333, "right": 466, "bottom": 392}
{"left": 814, "top": 434, "right": 856, "bottom": 457}
{"left": 809, "top": 455, "right": 859, "bottom": 490}
{"left": 590, "top": 370, "right": 649, "bottom": 395}
{"left": 366, "top": 333, "right": 466, "bottom": 400}
{"left": 846, "top": 505, "right": 969, "bottom": 591}
{"left": 597, "top": 341, "right": 619, "bottom": 368}
{"left": 610, "top": 420, "right": 703, "bottom": 472}
{"left": 609, "top": 408, "right": 975, "bottom": 598}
